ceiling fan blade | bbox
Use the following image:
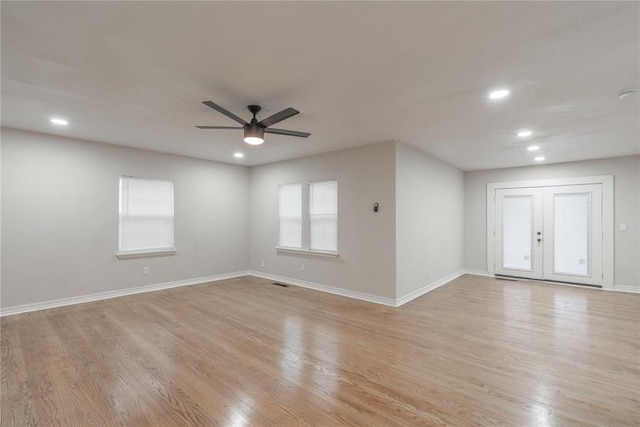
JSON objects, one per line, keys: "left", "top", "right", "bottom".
{"left": 202, "top": 101, "right": 248, "bottom": 125}
{"left": 259, "top": 108, "right": 299, "bottom": 128}
{"left": 195, "top": 126, "right": 242, "bottom": 129}
{"left": 264, "top": 128, "right": 311, "bottom": 138}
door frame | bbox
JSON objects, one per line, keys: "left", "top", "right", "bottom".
{"left": 486, "top": 175, "right": 614, "bottom": 289}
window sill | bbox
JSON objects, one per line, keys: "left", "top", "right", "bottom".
{"left": 276, "top": 247, "right": 340, "bottom": 258}
{"left": 116, "top": 248, "right": 177, "bottom": 259}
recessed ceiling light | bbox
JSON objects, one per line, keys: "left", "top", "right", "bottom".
{"left": 488, "top": 89, "right": 510, "bottom": 100}
{"left": 50, "top": 118, "right": 68, "bottom": 126}
{"left": 527, "top": 145, "right": 540, "bottom": 151}
{"left": 234, "top": 152, "right": 244, "bottom": 158}
{"left": 517, "top": 129, "right": 532, "bottom": 138}
{"left": 534, "top": 156, "right": 545, "bottom": 162}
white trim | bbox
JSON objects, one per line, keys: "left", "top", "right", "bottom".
{"left": 116, "top": 248, "right": 177, "bottom": 259}
{"left": 486, "top": 175, "right": 614, "bottom": 290}
{"left": 613, "top": 285, "right": 640, "bottom": 294}
{"left": 249, "top": 270, "right": 466, "bottom": 307}
{"left": 248, "top": 270, "right": 396, "bottom": 306}
{"left": 487, "top": 175, "right": 614, "bottom": 190}
{"left": 275, "top": 247, "right": 339, "bottom": 258}
{"left": 396, "top": 271, "right": 465, "bottom": 307}
{"left": 0, "top": 271, "right": 248, "bottom": 317}
{"left": 3, "top": 267, "right": 634, "bottom": 318}
{"left": 463, "top": 269, "right": 493, "bottom": 277}
{"left": 3, "top": 269, "right": 634, "bottom": 318}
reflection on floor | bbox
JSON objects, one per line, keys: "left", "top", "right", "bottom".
{"left": 2, "top": 275, "right": 638, "bottom": 425}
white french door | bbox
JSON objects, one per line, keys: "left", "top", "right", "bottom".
{"left": 495, "top": 188, "right": 543, "bottom": 280}
{"left": 495, "top": 184, "right": 603, "bottom": 286}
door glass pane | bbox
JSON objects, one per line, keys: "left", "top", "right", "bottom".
{"left": 554, "top": 193, "right": 591, "bottom": 276}
{"left": 502, "top": 196, "right": 533, "bottom": 270}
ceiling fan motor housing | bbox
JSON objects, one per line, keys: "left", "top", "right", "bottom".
{"left": 245, "top": 105, "right": 265, "bottom": 141}
{"left": 244, "top": 122, "right": 265, "bottom": 140}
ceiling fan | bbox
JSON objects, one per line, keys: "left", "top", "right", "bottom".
{"left": 196, "top": 101, "right": 311, "bottom": 145}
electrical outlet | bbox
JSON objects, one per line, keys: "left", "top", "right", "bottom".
{"left": 143, "top": 267, "right": 149, "bottom": 275}
{"left": 261, "top": 260, "right": 265, "bottom": 267}
{"left": 300, "top": 263, "right": 305, "bottom": 271}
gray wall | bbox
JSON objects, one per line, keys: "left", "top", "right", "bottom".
{"left": 464, "top": 155, "right": 640, "bottom": 289}
{"left": 395, "top": 142, "right": 464, "bottom": 298}
{"left": 1, "top": 128, "right": 250, "bottom": 308}
{"left": 4, "top": 126, "right": 635, "bottom": 310}
{"left": 249, "top": 142, "right": 397, "bottom": 299}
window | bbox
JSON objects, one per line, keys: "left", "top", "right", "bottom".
{"left": 310, "top": 181, "right": 338, "bottom": 252}
{"left": 279, "top": 183, "right": 302, "bottom": 248}
{"left": 278, "top": 180, "right": 338, "bottom": 255}
{"left": 118, "top": 176, "right": 174, "bottom": 255}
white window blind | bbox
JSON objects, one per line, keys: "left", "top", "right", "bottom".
{"left": 279, "top": 183, "right": 302, "bottom": 248}
{"left": 310, "top": 181, "right": 338, "bottom": 252}
{"left": 119, "top": 176, "right": 174, "bottom": 253}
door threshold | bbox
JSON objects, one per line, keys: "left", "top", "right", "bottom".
{"left": 495, "top": 276, "right": 519, "bottom": 282}
{"left": 494, "top": 274, "right": 602, "bottom": 289}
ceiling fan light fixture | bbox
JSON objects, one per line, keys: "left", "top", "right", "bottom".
{"left": 244, "top": 124, "right": 264, "bottom": 145}
{"left": 244, "top": 136, "right": 264, "bottom": 145}
{"left": 197, "top": 101, "right": 310, "bottom": 144}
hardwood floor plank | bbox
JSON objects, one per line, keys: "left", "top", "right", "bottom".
{"left": 1, "top": 319, "right": 39, "bottom": 426}
{"left": 2, "top": 275, "right": 639, "bottom": 426}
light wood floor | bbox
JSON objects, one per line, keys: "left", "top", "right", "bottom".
{"left": 2, "top": 275, "right": 639, "bottom": 426}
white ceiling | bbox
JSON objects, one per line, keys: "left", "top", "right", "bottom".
{"left": 2, "top": 1, "right": 638, "bottom": 170}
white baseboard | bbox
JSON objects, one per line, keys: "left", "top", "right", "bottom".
{"left": 249, "top": 270, "right": 466, "bottom": 307}
{"left": 613, "top": 284, "right": 640, "bottom": 294}
{"left": 395, "top": 270, "right": 466, "bottom": 307}
{"left": 0, "top": 271, "right": 249, "bottom": 317}
{"left": 5, "top": 268, "right": 633, "bottom": 317}
{"left": 463, "top": 269, "right": 493, "bottom": 277}
{"left": 247, "top": 270, "right": 398, "bottom": 307}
